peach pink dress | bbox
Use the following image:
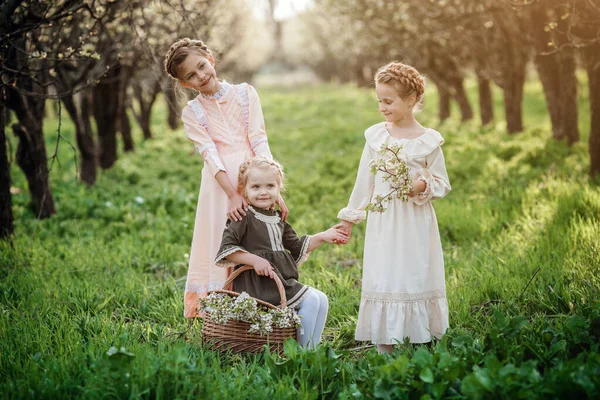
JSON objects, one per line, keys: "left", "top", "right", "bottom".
{"left": 181, "top": 81, "right": 272, "bottom": 317}
{"left": 338, "top": 123, "right": 451, "bottom": 344}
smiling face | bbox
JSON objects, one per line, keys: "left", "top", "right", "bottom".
{"left": 244, "top": 167, "right": 281, "bottom": 210}
{"left": 178, "top": 52, "right": 219, "bottom": 94}
{"left": 376, "top": 82, "right": 415, "bottom": 123}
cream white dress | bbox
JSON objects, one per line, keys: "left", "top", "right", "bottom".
{"left": 338, "top": 122, "right": 451, "bottom": 344}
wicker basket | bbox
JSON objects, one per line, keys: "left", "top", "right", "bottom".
{"left": 201, "top": 265, "right": 297, "bottom": 355}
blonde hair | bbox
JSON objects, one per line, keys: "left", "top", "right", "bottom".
{"left": 163, "top": 38, "right": 213, "bottom": 81}
{"left": 375, "top": 61, "right": 426, "bottom": 111}
{"left": 238, "top": 156, "right": 285, "bottom": 197}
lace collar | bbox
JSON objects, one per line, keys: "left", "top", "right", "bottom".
{"left": 365, "top": 122, "right": 444, "bottom": 158}
{"left": 200, "top": 80, "right": 230, "bottom": 100}
{"left": 248, "top": 206, "right": 280, "bottom": 224}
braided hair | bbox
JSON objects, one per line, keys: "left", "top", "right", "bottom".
{"left": 375, "top": 61, "right": 426, "bottom": 111}
{"left": 238, "top": 156, "right": 286, "bottom": 197}
{"left": 163, "top": 38, "right": 213, "bottom": 80}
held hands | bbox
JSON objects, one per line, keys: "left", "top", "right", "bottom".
{"left": 333, "top": 220, "right": 353, "bottom": 244}
{"left": 252, "top": 257, "right": 276, "bottom": 279}
{"left": 322, "top": 225, "right": 350, "bottom": 245}
{"left": 228, "top": 192, "right": 248, "bottom": 221}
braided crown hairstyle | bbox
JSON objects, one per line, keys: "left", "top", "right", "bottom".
{"left": 238, "top": 156, "right": 286, "bottom": 197}
{"left": 163, "top": 38, "right": 213, "bottom": 80}
{"left": 375, "top": 61, "right": 426, "bottom": 111}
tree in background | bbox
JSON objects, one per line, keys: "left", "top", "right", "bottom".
{"left": 297, "top": 0, "right": 599, "bottom": 176}
{"left": 0, "top": 0, "right": 273, "bottom": 240}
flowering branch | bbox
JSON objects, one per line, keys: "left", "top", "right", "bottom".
{"left": 365, "top": 143, "right": 412, "bottom": 213}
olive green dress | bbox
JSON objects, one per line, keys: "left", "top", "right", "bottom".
{"left": 215, "top": 206, "right": 312, "bottom": 308}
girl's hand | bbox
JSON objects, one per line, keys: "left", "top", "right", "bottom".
{"left": 276, "top": 195, "right": 289, "bottom": 221}
{"left": 253, "top": 258, "right": 275, "bottom": 279}
{"left": 333, "top": 221, "right": 353, "bottom": 243}
{"left": 228, "top": 192, "right": 248, "bottom": 221}
{"left": 409, "top": 179, "right": 427, "bottom": 197}
{"left": 322, "top": 226, "right": 350, "bottom": 245}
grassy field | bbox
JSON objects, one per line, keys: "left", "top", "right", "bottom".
{"left": 1, "top": 79, "right": 599, "bottom": 399}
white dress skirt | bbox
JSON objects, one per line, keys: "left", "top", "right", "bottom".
{"left": 338, "top": 122, "right": 451, "bottom": 344}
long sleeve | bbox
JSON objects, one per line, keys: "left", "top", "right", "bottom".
{"left": 412, "top": 145, "right": 451, "bottom": 205}
{"left": 181, "top": 104, "right": 226, "bottom": 177}
{"left": 214, "top": 217, "right": 249, "bottom": 268}
{"left": 281, "top": 222, "right": 311, "bottom": 267}
{"left": 246, "top": 85, "right": 272, "bottom": 158}
{"left": 338, "top": 143, "right": 375, "bottom": 223}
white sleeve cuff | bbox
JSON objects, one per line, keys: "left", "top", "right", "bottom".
{"left": 196, "top": 143, "right": 226, "bottom": 174}
{"left": 337, "top": 208, "right": 366, "bottom": 223}
{"left": 214, "top": 246, "right": 247, "bottom": 268}
{"left": 412, "top": 168, "right": 433, "bottom": 205}
{"left": 251, "top": 139, "right": 272, "bottom": 158}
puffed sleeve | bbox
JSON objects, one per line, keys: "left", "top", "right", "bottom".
{"left": 246, "top": 85, "right": 272, "bottom": 158}
{"left": 281, "top": 222, "right": 311, "bottom": 267}
{"left": 337, "top": 143, "right": 375, "bottom": 223}
{"left": 214, "top": 217, "right": 249, "bottom": 268}
{"left": 412, "top": 145, "right": 451, "bottom": 205}
{"left": 181, "top": 104, "right": 226, "bottom": 177}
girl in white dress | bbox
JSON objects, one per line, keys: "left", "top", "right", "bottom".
{"left": 337, "top": 61, "right": 451, "bottom": 354}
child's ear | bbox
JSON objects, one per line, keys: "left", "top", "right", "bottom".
{"left": 208, "top": 55, "right": 215, "bottom": 67}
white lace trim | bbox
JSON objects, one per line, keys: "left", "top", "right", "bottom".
{"left": 295, "top": 236, "right": 311, "bottom": 266}
{"left": 215, "top": 246, "right": 247, "bottom": 268}
{"left": 337, "top": 207, "right": 366, "bottom": 223}
{"left": 362, "top": 289, "right": 446, "bottom": 303}
{"left": 415, "top": 168, "right": 433, "bottom": 201}
{"left": 250, "top": 137, "right": 268, "bottom": 150}
{"left": 253, "top": 141, "right": 272, "bottom": 158}
{"left": 185, "top": 280, "right": 226, "bottom": 294}
{"left": 199, "top": 146, "right": 226, "bottom": 172}
{"left": 248, "top": 206, "right": 280, "bottom": 224}
{"left": 235, "top": 83, "right": 249, "bottom": 130}
{"left": 288, "top": 285, "right": 313, "bottom": 309}
{"left": 187, "top": 99, "right": 210, "bottom": 132}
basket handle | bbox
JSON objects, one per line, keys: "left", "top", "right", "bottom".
{"left": 222, "top": 265, "right": 288, "bottom": 308}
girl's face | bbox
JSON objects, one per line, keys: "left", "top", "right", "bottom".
{"left": 178, "top": 52, "right": 219, "bottom": 94}
{"left": 244, "top": 168, "right": 280, "bottom": 210}
{"left": 376, "top": 82, "right": 415, "bottom": 123}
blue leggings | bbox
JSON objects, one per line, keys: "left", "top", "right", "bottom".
{"left": 296, "top": 288, "right": 329, "bottom": 349}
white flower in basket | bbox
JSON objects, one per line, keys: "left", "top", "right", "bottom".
{"left": 199, "top": 291, "right": 301, "bottom": 336}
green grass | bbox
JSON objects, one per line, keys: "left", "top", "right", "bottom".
{"left": 1, "top": 78, "right": 599, "bottom": 399}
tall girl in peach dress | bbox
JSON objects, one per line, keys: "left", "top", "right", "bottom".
{"left": 164, "top": 38, "right": 287, "bottom": 317}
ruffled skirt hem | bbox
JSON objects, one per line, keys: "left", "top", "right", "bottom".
{"left": 355, "top": 296, "right": 449, "bottom": 344}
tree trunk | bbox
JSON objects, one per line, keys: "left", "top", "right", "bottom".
{"left": 584, "top": 43, "right": 600, "bottom": 178}
{"left": 503, "top": 68, "right": 525, "bottom": 134}
{"left": 133, "top": 80, "right": 160, "bottom": 140}
{"left": 165, "top": 82, "right": 180, "bottom": 130}
{"left": 12, "top": 121, "right": 56, "bottom": 218}
{"left": 93, "top": 65, "right": 121, "bottom": 169}
{"left": 530, "top": 2, "right": 579, "bottom": 145}
{"left": 559, "top": 48, "right": 579, "bottom": 145}
{"left": 5, "top": 32, "right": 55, "bottom": 219}
{"left": 477, "top": 75, "right": 494, "bottom": 126}
{"left": 120, "top": 109, "right": 133, "bottom": 151}
{"left": 118, "top": 67, "right": 134, "bottom": 152}
{"left": 0, "top": 97, "right": 14, "bottom": 240}
{"left": 437, "top": 84, "right": 451, "bottom": 122}
{"left": 62, "top": 92, "right": 97, "bottom": 186}
{"left": 453, "top": 78, "right": 474, "bottom": 122}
